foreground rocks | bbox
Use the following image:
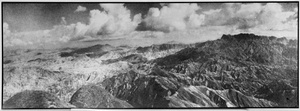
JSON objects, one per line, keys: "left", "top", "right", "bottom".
{"left": 69, "top": 84, "right": 133, "bottom": 108}
{"left": 167, "top": 86, "right": 275, "bottom": 107}
{"left": 102, "top": 68, "right": 276, "bottom": 108}
{"left": 101, "top": 69, "right": 190, "bottom": 108}
{"left": 3, "top": 90, "right": 75, "bottom": 108}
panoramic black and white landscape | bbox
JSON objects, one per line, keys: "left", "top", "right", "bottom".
{"left": 2, "top": 2, "right": 299, "bottom": 108}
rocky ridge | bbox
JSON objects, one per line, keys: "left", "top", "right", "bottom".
{"left": 3, "top": 33, "right": 298, "bottom": 108}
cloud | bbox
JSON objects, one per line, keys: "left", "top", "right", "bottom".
{"left": 256, "top": 3, "right": 296, "bottom": 31}
{"left": 203, "top": 3, "right": 297, "bottom": 31}
{"left": 3, "top": 21, "right": 77, "bottom": 48}
{"left": 3, "top": 3, "right": 297, "bottom": 48}
{"left": 143, "top": 3, "right": 205, "bottom": 32}
{"left": 3, "top": 22, "right": 11, "bottom": 39}
{"left": 3, "top": 3, "right": 142, "bottom": 48}
{"left": 74, "top": 3, "right": 142, "bottom": 37}
{"left": 77, "top": 26, "right": 238, "bottom": 47}
{"left": 98, "top": 4, "right": 142, "bottom": 36}
{"left": 75, "top": 5, "right": 87, "bottom": 12}
{"left": 61, "top": 17, "right": 67, "bottom": 25}
{"left": 4, "top": 29, "right": 47, "bottom": 47}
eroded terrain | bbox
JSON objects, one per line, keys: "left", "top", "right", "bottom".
{"left": 3, "top": 33, "right": 298, "bottom": 108}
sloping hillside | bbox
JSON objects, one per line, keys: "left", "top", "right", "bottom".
{"left": 3, "top": 33, "right": 298, "bottom": 108}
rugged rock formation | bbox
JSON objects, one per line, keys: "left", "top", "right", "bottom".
{"left": 102, "top": 69, "right": 187, "bottom": 108}
{"left": 102, "top": 33, "right": 298, "bottom": 108}
{"left": 3, "top": 33, "right": 298, "bottom": 108}
{"left": 151, "top": 33, "right": 298, "bottom": 107}
{"left": 102, "top": 68, "right": 277, "bottom": 108}
{"left": 167, "top": 86, "right": 275, "bottom": 107}
{"left": 3, "top": 90, "right": 75, "bottom": 108}
{"left": 69, "top": 84, "right": 133, "bottom": 108}
{"left": 255, "top": 80, "right": 298, "bottom": 107}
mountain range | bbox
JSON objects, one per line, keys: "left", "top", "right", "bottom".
{"left": 3, "top": 33, "right": 298, "bottom": 108}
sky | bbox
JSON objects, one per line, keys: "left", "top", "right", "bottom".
{"left": 2, "top": 2, "right": 299, "bottom": 49}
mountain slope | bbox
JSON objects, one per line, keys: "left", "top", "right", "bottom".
{"left": 150, "top": 33, "right": 298, "bottom": 107}
{"left": 101, "top": 33, "right": 297, "bottom": 107}
{"left": 3, "top": 33, "right": 298, "bottom": 108}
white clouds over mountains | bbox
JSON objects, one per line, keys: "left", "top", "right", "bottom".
{"left": 3, "top": 3, "right": 298, "bottom": 48}
{"left": 4, "top": 3, "right": 142, "bottom": 48}
{"left": 70, "top": 3, "right": 142, "bottom": 40}
{"left": 81, "top": 4, "right": 142, "bottom": 37}
{"left": 144, "top": 3, "right": 205, "bottom": 32}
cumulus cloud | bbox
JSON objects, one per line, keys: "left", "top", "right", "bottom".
{"left": 257, "top": 3, "right": 296, "bottom": 31}
{"left": 3, "top": 3, "right": 142, "bottom": 48}
{"left": 74, "top": 3, "right": 142, "bottom": 37}
{"left": 3, "top": 3, "right": 298, "bottom": 48}
{"left": 143, "top": 3, "right": 205, "bottom": 32}
{"left": 4, "top": 29, "right": 48, "bottom": 47}
{"left": 203, "top": 3, "right": 297, "bottom": 31}
{"left": 75, "top": 5, "right": 87, "bottom": 12}
{"left": 3, "top": 20, "right": 77, "bottom": 48}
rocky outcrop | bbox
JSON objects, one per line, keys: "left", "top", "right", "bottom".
{"left": 167, "top": 86, "right": 275, "bottom": 107}
{"left": 69, "top": 84, "right": 133, "bottom": 108}
{"left": 3, "top": 90, "right": 75, "bottom": 108}
{"left": 101, "top": 69, "right": 276, "bottom": 108}
{"left": 149, "top": 33, "right": 297, "bottom": 107}
{"left": 101, "top": 33, "right": 297, "bottom": 108}
{"left": 3, "top": 33, "right": 297, "bottom": 108}
{"left": 102, "top": 69, "right": 190, "bottom": 108}
{"left": 255, "top": 80, "right": 298, "bottom": 107}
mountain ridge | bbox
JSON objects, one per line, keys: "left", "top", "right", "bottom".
{"left": 3, "top": 33, "right": 298, "bottom": 108}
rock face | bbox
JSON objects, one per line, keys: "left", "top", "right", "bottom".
{"left": 3, "top": 33, "right": 298, "bottom": 108}
{"left": 69, "top": 84, "right": 133, "bottom": 108}
{"left": 150, "top": 33, "right": 297, "bottom": 107}
{"left": 102, "top": 68, "right": 192, "bottom": 108}
{"left": 3, "top": 90, "right": 75, "bottom": 108}
{"left": 102, "top": 68, "right": 277, "bottom": 108}
{"left": 167, "top": 86, "right": 275, "bottom": 107}
{"left": 102, "top": 33, "right": 298, "bottom": 108}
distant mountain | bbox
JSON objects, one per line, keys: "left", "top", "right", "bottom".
{"left": 60, "top": 44, "right": 115, "bottom": 58}
{"left": 136, "top": 43, "right": 193, "bottom": 53}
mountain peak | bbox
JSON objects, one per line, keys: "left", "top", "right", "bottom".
{"left": 221, "top": 33, "right": 262, "bottom": 41}
{"left": 221, "top": 33, "right": 289, "bottom": 44}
